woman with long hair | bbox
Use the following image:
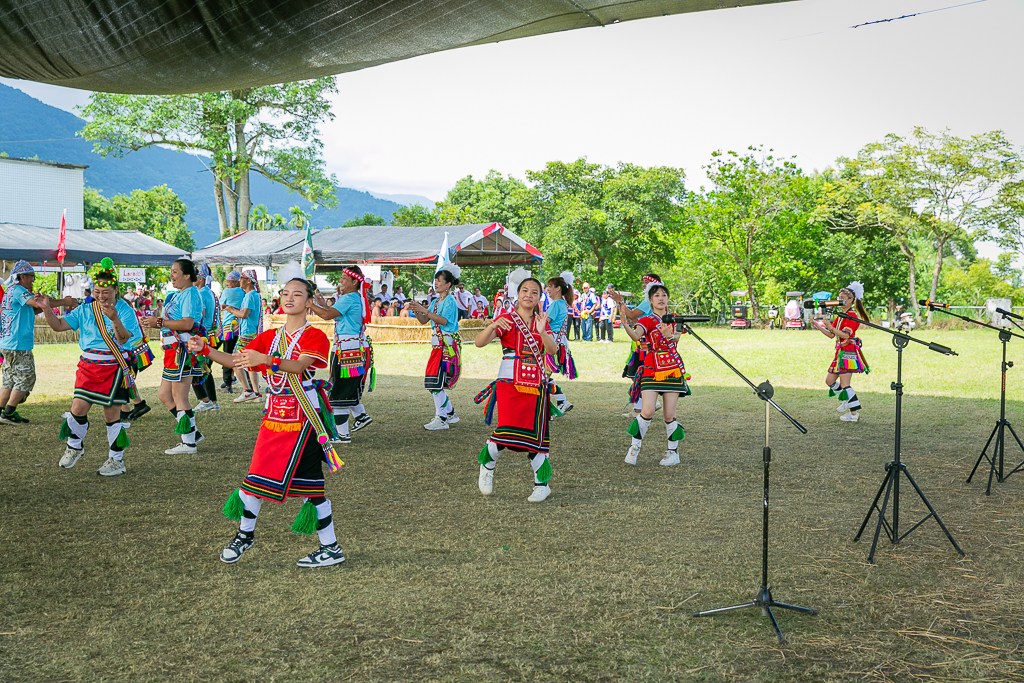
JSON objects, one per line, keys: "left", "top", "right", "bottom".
{"left": 407, "top": 264, "right": 463, "bottom": 430}
{"left": 140, "top": 258, "right": 206, "bottom": 454}
{"left": 309, "top": 266, "right": 375, "bottom": 444}
{"left": 617, "top": 282, "right": 690, "bottom": 467}
{"left": 473, "top": 277, "right": 558, "bottom": 502}
{"left": 189, "top": 273, "right": 346, "bottom": 568}
{"left": 544, "top": 271, "right": 577, "bottom": 414}
{"left": 815, "top": 281, "right": 870, "bottom": 422}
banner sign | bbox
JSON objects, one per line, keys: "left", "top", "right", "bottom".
{"left": 119, "top": 268, "right": 146, "bottom": 283}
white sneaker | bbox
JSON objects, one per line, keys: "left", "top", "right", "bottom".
{"left": 557, "top": 401, "right": 573, "bottom": 415}
{"left": 445, "top": 413, "right": 460, "bottom": 425}
{"left": 164, "top": 442, "right": 198, "bottom": 455}
{"left": 195, "top": 401, "right": 219, "bottom": 412}
{"left": 332, "top": 433, "right": 351, "bottom": 444}
{"left": 59, "top": 446, "right": 84, "bottom": 469}
{"left": 232, "top": 391, "right": 256, "bottom": 404}
{"left": 351, "top": 414, "right": 373, "bottom": 432}
{"left": 478, "top": 465, "right": 494, "bottom": 495}
{"left": 296, "top": 544, "right": 346, "bottom": 568}
{"left": 624, "top": 444, "right": 641, "bottom": 466}
{"left": 97, "top": 457, "right": 126, "bottom": 476}
{"left": 840, "top": 412, "right": 860, "bottom": 422}
{"left": 528, "top": 485, "right": 551, "bottom": 502}
{"left": 660, "top": 450, "right": 680, "bottom": 467}
{"left": 836, "top": 401, "right": 849, "bottom": 413}
{"left": 424, "top": 416, "right": 449, "bottom": 430}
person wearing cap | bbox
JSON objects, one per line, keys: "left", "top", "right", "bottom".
{"left": 37, "top": 258, "right": 144, "bottom": 475}
{"left": 223, "top": 269, "right": 264, "bottom": 402}
{"left": 0, "top": 261, "right": 74, "bottom": 425}
{"left": 218, "top": 271, "right": 245, "bottom": 393}
{"left": 192, "top": 264, "right": 221, "bottom": 412}
{"left": 579, "top": 283, "right": 599, "bottom": 342}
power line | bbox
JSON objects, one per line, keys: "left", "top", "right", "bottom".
{"left": 851, "top": 0, "right": 989, "bottom": 29}
{"left": 0, "top": 137, "right": 81, "bottom": 143}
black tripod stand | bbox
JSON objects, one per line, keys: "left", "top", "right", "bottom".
{"left": 840, "top": 311, "right": 965, "bottom": 563}
{"left": 935, "top": 308, "right": 1024, "bottom": 494}
{"left": 683, "top": 325, "right": 817, "bottom": 645}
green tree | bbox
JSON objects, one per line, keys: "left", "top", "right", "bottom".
{"left": 342, "top": 212, "right": 386, "bottom": 227}
{"left": 687, "top": 147, "right": 807, "bottom": 319}
{"left": 938, "top": 258, "right": 1022, "bottom": 308}
{"left": 79, "top": 79, "right": 339, "bottom": 237}
{"left": 110, "top": 185, "right": 194, "bottom": 251}
{"left": 83, "top": 187, "right": 119, "bottom": 231}
{"left": 288, "top": 205, "right": 310, "bottom": 231}
{"left": 249, "top": 204, "right": 272, "bottom": 230}
{"left": 391, "top": 204, "right": 437, "bottom": 227}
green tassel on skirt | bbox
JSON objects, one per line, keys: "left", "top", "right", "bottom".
{"left": 113, "top": 427, "right": 130, "bottom": 449}
{"left": 478, "top": 444, "right": 493, "bottom": 466}
{"left": 174, "top": 413, "right": 191, "bottom": 434}
{"left": 627, "top": 418, "right": 640, "bottom": 437}
{"left": 669, "top": 424, "right": 685, "bottom": 441}
{"left": 291, "top": 500, "right": 319, "bottom": 535}
{"left": 222, "top": 489, "right": 245, "bottom": 521}
{"left": 535, "top": 457, "right": 552, "bottom": 485}
{"left": 58, "top": 419, "right": 72, "bottom": 441}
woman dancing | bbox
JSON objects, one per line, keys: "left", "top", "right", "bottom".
{"left": 189, "top": 273, "right": 345, "bottom": 567}
{"left": 815, "top": 281, "right": 870, "bottom": 422}
{"left": 473, "top": 277, "right": 558, "bottom": 502}
{"left": 544, "top": 271, "right": 577, "bottom": 414}
{"left": 407, "top": 264, "right": 463, "bottom": 430}
{"left": 618, "top": 282, "right": 690, "bottom": 467}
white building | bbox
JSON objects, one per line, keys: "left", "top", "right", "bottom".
{"left": 0, "top": 156, "right": 87, "bottom": 230}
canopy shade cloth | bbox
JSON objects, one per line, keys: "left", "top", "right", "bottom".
{"left": 0, "top": 0, "right": 794, "bottom": 95}
{"left": 0, "top": 223, "right": 185, "bottom": 266}
{"left": 191, "top": 223, "right": 542, "bottom": 268}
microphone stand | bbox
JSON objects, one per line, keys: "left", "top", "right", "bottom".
{"left": 928, "top": 306, "right": 1024, "bottom": 493}
{"left": 830, "top": 309, "right": 965, "bottom": 563}
{"left": 684, "top": 324, "right": 817, "bottom": 645}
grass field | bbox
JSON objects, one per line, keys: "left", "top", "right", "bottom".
{"left": 2, "top": 328, "right": 1023, "bottom": 682}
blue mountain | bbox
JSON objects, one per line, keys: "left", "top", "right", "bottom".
{"left": 0, "top": 83, "right": 405, "bottom": 248}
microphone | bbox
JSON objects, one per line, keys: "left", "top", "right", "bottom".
{"left": 919, "top": 299, "right": 950, "bottom": 309}
{"left": 661, "top": 314, "right": 711, "bottom": 324}
{"left": 996, "top": 307, "right": 1023, "bottom": 321}
{"left": 803, "top": 300, "right": 841, "bottom": 309}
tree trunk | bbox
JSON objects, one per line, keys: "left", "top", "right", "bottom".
{"left": 746, "top": 278, "right": 759, "bottom": 322}
{"left": 214, "top": 172, "right": 228, "bottom": 237}
{"left": 898, "top": 240, "right": 920, "bottom": 323}
{"left": 235, "top": 118, "right": 251, "bottom": 232}
{"left": 224, "top": 175, "right": 239, "bottom": 233}
{"left": 596, "top": 256, "right": 605, "bottom": 276}
{"left": 927, "top": 236, "right": 948, "bottom": 327}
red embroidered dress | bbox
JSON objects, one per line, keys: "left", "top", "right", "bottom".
{"left": 629, "top": 315, "right": 691, "bottom": 402}
{"left": 474, "top": 312, "right": 554, "bottom": 454}
{"left": 238, "top": 326, "right": 339, "bottom": 502}
{"left": 828, "top": 313, "right": 869, "bottom": 374}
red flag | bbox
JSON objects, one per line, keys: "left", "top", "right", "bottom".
{"left": 57, "top": 209, "right": 67, "bottom": 263}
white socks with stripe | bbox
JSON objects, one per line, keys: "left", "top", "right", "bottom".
{"left": 315, "top": 499, "right": 336, "bottom": 546}
{"left": 238, "top": 490, "right": 262, "bottom": 533}
{"left": 432, "top": 390, "right": 452, "bottom": 418}
{"left": 480, "top": 440, "right": 502, "bottom": 470}
{"left": 63, "top": 412, "right": 89, "bottom": 450}
{"left": 631, "top": 416, "right": 651, "bottom": 448}
{"left": 665, "top": 420, "right": 681, "bottom": 451}
{"left": 333, "top": 408, "right": 350, "bottom": 436}
{"left": 106, "top": 421, "right": 129, "bottom": 462}
{"left": 845, "top": 386, "right": 861, "bottom": 412}
{"left": 351, "top": 404, "right": 366, "bottom": 418}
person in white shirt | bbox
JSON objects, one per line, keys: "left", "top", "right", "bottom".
{"left": 379, "top": 284, "right": 393, "bottom": 302}
{"left": 394, "top": 286, "right": 407, "bottom": 303}
{"left": 454, "top": 283, "right": 471, "bottom": 320}
{"left": 599, "top": 286, "right": 616, "bottom": 342}
{"left": 473, "top": 288, "right": 489, "bottom": 318}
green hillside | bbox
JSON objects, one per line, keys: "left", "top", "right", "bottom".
{"left": 0, "top": 83, "right": 406, "bottom": 247}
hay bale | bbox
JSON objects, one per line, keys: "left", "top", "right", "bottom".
{"left": 262, "top": 313, "right": 489, "bottom": 345}
{"left": 34, "top": 325, "right": 78, "bottom": 345}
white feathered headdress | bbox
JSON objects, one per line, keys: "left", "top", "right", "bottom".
{"left": 846, "top": 281, "right": 865, "bottom": 301}
{"left": 559, "top": 270, "right": 575, "bottom": 288}
{"left": 507, "top": 267, "right": 531, "bottom": 296}
{"left": 277, "top": 261, "right": 306, "bottom": 286}
{"left": 438, "top": 262, "right": 462, "bottom": 279}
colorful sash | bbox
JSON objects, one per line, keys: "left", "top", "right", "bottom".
{"left": 91, "top": 301, "right": 137, "bottom": 394}
{"left": 509, "top": 310, "right": 548, "bottom": 395}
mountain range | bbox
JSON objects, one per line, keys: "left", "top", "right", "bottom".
{"left": 0, "top": 83, "right": 433, "bottom": 248}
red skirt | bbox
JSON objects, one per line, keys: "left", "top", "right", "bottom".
{"left": 241, "top": 420, "right": 326, "bottom": 502}
{"left": 425, "top": 343, "right": 461, "bottom": 391}
{"left": 73, "top": 359, "right": 133, "bottom": 406}
{"left": 489, "top": 381, "right": 550, "bottom": 454}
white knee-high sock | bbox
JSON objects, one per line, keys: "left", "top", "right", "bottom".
{"left": 552, "top": 390, "right": 566, "bottom": 403}
{"left": 106, "top": 421, "right": 130, "bottom": 461}
{"left": 633, "top": 398, "right": 642, "bottom": 411}
{"left": 62, "top": 412, "right": 89, "bottom": 450}
{"left": 845, "top": 386, "right": 861, "bottom": 412}
{"left": 333, "top": 408, "right": 350, "bottom": 436}
{"left": 238, "top": 490, "right": 262, "bottom": 533}
{"left": 665, "top": 420, "right": 683, "bottom": 451}
{"left": 351, "top": 403, "right": 366, "bottom": 418}
{"left": 530, "top": 453, "right": 552, "bottom": 485}
{"left": 178, "top": 410, "right": 197, "bottom": 445}
{"left": 630, "top": 416, "right": 651, "bottom": 448}
{"left": 431, "top": 390, "right": 450, "bottom": 418}
{"left": 479, "top": 440, "right": 503, "bottom": 470}
{"left": 315, "top": 499, "right": 336, "bottom": 546}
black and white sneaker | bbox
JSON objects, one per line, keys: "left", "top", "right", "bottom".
{"left": 331, "top": 433, "right": 352, "bottom": 444}
{"left": 297, "top": 543, "right": 346, "bottom": 568}
{"left": 128, "top": 403, "right": 151, "bottom": 421}
{"left": 351, "top": 414, "right": 373, "bottom": 432}
{"left": 220, "top": 531, "right": 254, "bottom": 564}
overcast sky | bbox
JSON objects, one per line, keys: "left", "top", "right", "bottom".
{"left": 3, "top": 0, "right": 1022, "bottom": 212}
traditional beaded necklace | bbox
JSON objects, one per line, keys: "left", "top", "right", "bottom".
{"left": 267, "top": 323, "right": 309, "bottom": 394}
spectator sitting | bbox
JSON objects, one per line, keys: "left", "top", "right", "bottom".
{"left": 82, "top": 288, "right": 94, "bottom": 304}
{"left": 379, "top": 283, "right": 392, "bottom": 302}
{"left": 371, "top": 297, "right": 383, "bottom": 321}
{"left": 394, "top": 286, "right": 407, "bottom": 303}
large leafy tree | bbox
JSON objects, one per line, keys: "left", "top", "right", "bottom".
{"left": 83, "top": 187, "right": 119, "bottom": 231}
{"left": 110, "top": 185, "right": 194, "bottom": 251}
{"left": 342, "top": 212, "right": 386, "bottom": 227}
{"left": 79, "top": 79, "right": 339, "bottom": 237}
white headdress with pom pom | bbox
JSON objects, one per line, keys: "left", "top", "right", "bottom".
{"left": 559, "top": 270, "right": 575, "bottom": 288}
{"left": 277, "top": 261, "right": 306, "bottom": 286}
{"left": 438, "top": 262, "right": 462, "bottom": 279}
{"left": 846, "top": 281, "right": 864, "bottom": 301}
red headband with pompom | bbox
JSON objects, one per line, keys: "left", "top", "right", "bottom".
{"left": 344, "top": 268, "right": 372, "bottom": 325}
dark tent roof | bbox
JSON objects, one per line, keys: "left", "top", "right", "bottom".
{"left": 0, "top": 224, "right": 184, "bottom": 266}
{"left": 191, "top": 223, "right": 541, "bottom": 267}
{"left": 0, "top": 1, "right": 794, "bottom": 94}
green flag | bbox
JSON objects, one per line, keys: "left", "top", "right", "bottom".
{"left": 302, "top": 223, "right": 315, "bottom": 278}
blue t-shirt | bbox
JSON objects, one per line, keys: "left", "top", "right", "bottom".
{"left": 0, "top": 284, "right": 36, "bottom": 351}
{"left": 220, "top": 286, "right": 244, "bottom": 327}
{"left": 430, "top": 294, "right": 459, "bottom": 334}
{"left": 547, "top": 299, "right": 568, "bottom": 335}
{"left": 240, "top": 289, "right": 262, "bottom": 336}
{"left": 198, "top": 285, "right": 217, "bottom": 331}
{"left": 163, "top": 286, "right": 204, "bottom": 336}
{"left": 631, "top": 298, "right": 653, "bottom": 316}
{"left": 332, "top": 292, "right": 364, "bottom": 337}
{"left": 64, "top": 299, "right": 143, "bottom": 353}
